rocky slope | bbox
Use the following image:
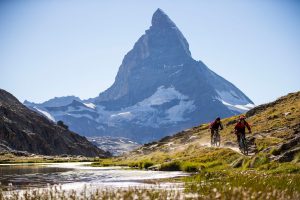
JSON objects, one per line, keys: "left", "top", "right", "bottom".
{"left": 25, "top": 8, "right": 254, "bottom": 143}
{"left": 118, "top": 91, "right": 300, "bottom": 167}
{"left": 0, "top": 89, "right": 110, "bottom": 157}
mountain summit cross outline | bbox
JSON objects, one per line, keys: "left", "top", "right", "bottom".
{"left": 25, "top": 9, "right": 254, "bottom": 143}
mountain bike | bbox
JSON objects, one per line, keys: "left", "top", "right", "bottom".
{"left": 238, "top": 132, "right": 248, "bottom": 155}
{"left": 211, "top": 129, "right": 221, "bottom": 147}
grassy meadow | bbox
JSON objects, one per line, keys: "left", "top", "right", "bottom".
{"left": 1, "top": 92, "right": 299, "bottom": 199}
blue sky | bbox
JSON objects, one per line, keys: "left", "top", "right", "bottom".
{"left": 0, "top": 0, "right": 299, "bottom": 105}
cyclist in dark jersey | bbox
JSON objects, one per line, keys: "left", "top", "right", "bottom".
{"left": 209, "top": 117, "right": 223, "bottom": 144}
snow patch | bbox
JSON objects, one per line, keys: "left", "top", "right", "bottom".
{"left": 67, "top": 113, "right": 95, "bottom": 120}
{"left": 169, "top": 69, "right": 182, "bottom": 77}
{"left": 164, "top": 100, "right": 196, "bottom": 123}
{"left": 34, "top": 107, "right": 55, "bottom": 122}
{"left": 138, "top": 86, "right": 187, "bottom": 106}
{"left": 83, "top": 103, "right": 96, "bottom": 109}
{"left": 111, "top": 112, "right": 132, "bottom": 118}
{"left": 219, "top": 100, "right": 255, "bottom": 112}
{"left": 244, "top": 104, "right": 256, "bottom": 109}
{"left": 99, "top": 86, "right": 195, "bottom": 126}
{"left": 216, "top": 90, "right": 249, "bottom": 105}
{"left": 163, "top": 64, "right": 183, "bottom": 69}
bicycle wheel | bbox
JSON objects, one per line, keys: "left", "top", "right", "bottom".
{"left": 239, "top": 137, "right": 244, "bottom": 153}
{"left": 211, "top": 130, "right": 217, "bottom": 147}
{"left": 240, "top": 136, "right": 248, "bottom": 155}
{"left": 212, "top": 134, "right": 216, "bottom": 146}
{"left": 243, "top": 138, "right": 248, "bottom": 155}
{"left": 211, "top": 133, "right": 214, "bottom": 146}
{"left": 216, "top": 133, "right": 221, "bottom": 147}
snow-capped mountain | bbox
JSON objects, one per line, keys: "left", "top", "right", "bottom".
{"left": 24, "top": 9, "right": 254, "bottom": 143}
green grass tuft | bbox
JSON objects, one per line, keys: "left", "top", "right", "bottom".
{"left": 180, "top": 162, "right": 201, "bottom": 172}
{"left": 159, "top": 161, "right": 181, "bottom": 171}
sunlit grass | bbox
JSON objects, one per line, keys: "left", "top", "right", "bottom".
{"left": 0, "top": 185, "right": 184, "bottom": 200}
{"left": 184, "top": 169, "right": 300, "bottom": 200}
{"left": 1, "top": 172, "right": 300, "bottom": 200}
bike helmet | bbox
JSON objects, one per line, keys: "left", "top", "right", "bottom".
{"left": 216, "top": 117, "right": 221, "bottom": 121}
{"left": 239, "top": 115, "right": 246, "bottom": 120}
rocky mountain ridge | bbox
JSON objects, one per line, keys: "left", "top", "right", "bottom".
{"left": 0, "top": 89, "right": 110, "bottom": 157}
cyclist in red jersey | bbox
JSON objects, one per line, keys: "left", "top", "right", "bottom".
{"left": 234, "top": 115, "right": 251, "bottom": 147}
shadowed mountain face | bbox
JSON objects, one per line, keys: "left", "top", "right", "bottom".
{"left": 25, "top": 9, "right": 254, "bottom": 143}
{"left": 0, "top": 89, "right": 110, "bottom": 157}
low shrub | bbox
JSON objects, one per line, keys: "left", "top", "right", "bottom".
{"left": 142, "top": 161, "right": 154, "bottom": 169}
{"left": 203, "top": 160, "right": 224, "bottom": 169}
{"left": 91, "top": 161, "right": 115, "bottom": 167}
{"left": 293, "top": 152, "right": 300, "bottom": 163}
{"left": 257, "top": 162, "right": 280, "bottom": 171}
{"left": 255, "top": 137, "right": 282, "bottom": 152}
{"left": 181, "top": 162, "right": 200, "bottom": 172}
{"left": 128, "top": 162, "right": 139, "bottom": 168}
{"left": 249, "top": 153, "right": 270, "bottom": 168}
{"left": 270, "top": 147, "right": 281, "bottom": 156}
{"left": 159, "top": 161, "right": 181, "bottom": 171}
{"left": 268, "top": 163, "right": 300, "bottom": 174}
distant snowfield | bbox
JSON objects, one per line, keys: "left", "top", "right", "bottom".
{"left": 32, "top": 86, "right": 254, "bottom": 129}
{"left": 43, "top": 86, "right": 196, "bottom": 128}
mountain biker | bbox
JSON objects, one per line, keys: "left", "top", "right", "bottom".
{"left": 234, "top": 115, "right": 251, "bottom": 148}
{"left": 210, "top": 117, "right": 223, "bottom": 144}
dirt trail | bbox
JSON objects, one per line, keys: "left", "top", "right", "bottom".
{"left": 196, "top": 135, "right": 255, "bottom": 156}
{"left": 222, "top": 145, "right": 242, "bottom": 154}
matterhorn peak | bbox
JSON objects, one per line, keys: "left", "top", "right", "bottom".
{"left": 151, "top": 8, "right": 176, "bottom": 29}
{"left": 25, "top": 9, "right": 254, "bottom": 144}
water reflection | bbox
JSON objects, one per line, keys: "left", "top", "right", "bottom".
{"left": 0, "top": 163, "right": 188, "bottom": 191}
{"left": 0, "top": 164, "right": 71, "bottom": 190}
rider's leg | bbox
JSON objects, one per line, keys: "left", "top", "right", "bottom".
{"left": 237, "top": 133, "right": 241, "bottom": 148}
{"left": 241, "top": 131, "right": 246, "bottom": 141}
{"left": 211, "top": 129, "right": 214, "bottom": 143}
